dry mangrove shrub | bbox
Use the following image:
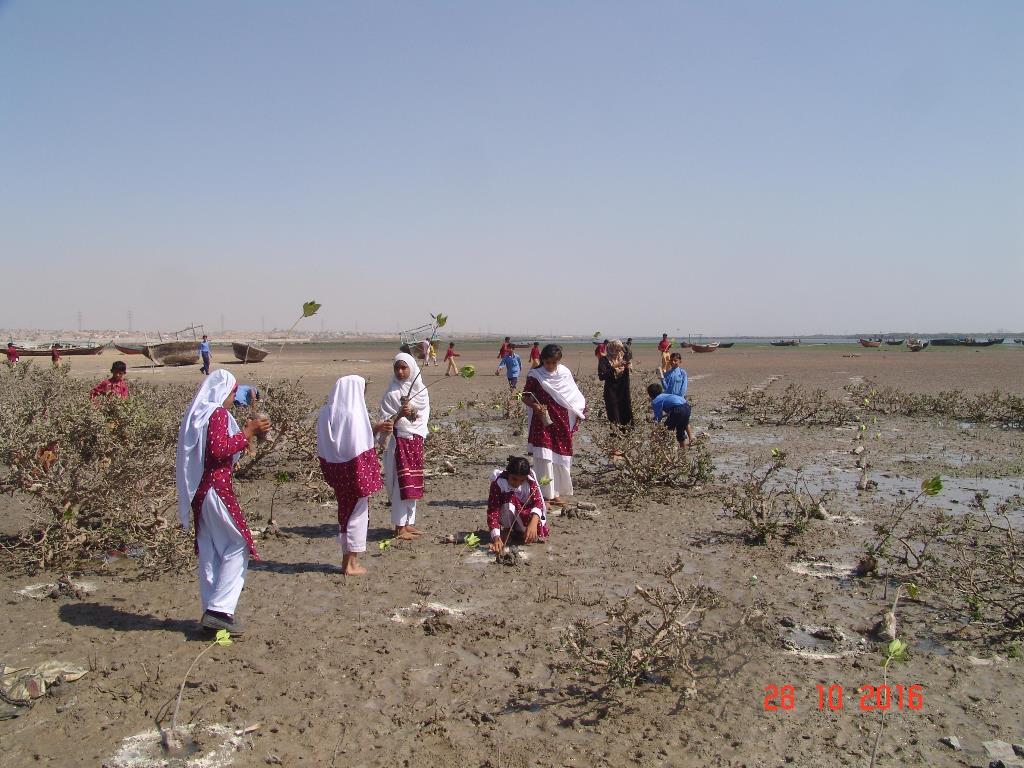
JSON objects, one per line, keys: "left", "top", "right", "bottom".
{"left": 588, "top": 422, "right": 714, "bottom": 503}
{"left": 424, "top": 419, "right": 485, "bottom": 472}
{"left": 847, "top": 380, "right": 1024, "bottom": 429}
{"left": 0, "top": 365, "right": 195, "bottom": 575}
{"left": 234, "top": 376, "right": 316, "bottom": 479}
{"left": 856, "top": 476, "right": 945, "bottom": 577}
{"left": 561, "top": 555, "right": 721, "bottom": 690}
{"left": 721, "top": 451, "right": 828, "bottom": 544}
{"left": 725, "top": 383, "right": 852, "bottom": 426}
{"left": 918, "top": 494, "right": 1024, "bottom": 643}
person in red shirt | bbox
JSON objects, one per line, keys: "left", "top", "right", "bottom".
{"left": 594, "top": 338, "right": 608, "bottom": 358}
{"left": 444, "top": 342, "right": 460, "bottom": 376}
{"left": 51, "top": 344, "right": 62, "bottom": 367}
{"left": 90, "top": 361, "right": 130, "bottom": 401}
{"left": 657, "top": 333, "right": 672, "bottom": 373}
{"left": 497, "top": 336, "right": 511, "bottom": 359}
{"left": 6, "top": 343, "right": 19, "bottom": 365}
{"left": 529, "top": 342, "right": 541, "bottom": 369}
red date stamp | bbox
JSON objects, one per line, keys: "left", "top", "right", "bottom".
{"left": 763, "top": 684, "right": 924, "bottom": 712}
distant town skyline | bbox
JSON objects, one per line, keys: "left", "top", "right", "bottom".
{"left": 1, "top": 2, "right": 1020, "bottom": 335}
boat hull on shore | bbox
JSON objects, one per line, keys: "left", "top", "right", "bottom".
{"left": 9, "top": 342, "right": 105, "bottom": 356}
{"left": 143, "top": 341, "right": 200, "bottom": 366}
{"left": 232, "top": 342, "right": 269, "bottom": 363}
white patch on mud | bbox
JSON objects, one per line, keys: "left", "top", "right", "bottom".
{"left": 464, "top": 548, "right": 532, "bottom": 565}
{"left": 390, "top": 602, "right": 466, "bottom": 626}
{"left": 788, "top": 560, "right": 858, "bottom": 579}
{"left": 107, "top": 724, "right": 242, "bottom": 768}
{"left": 15, "top": 581, "right": 96, "bottom": 599}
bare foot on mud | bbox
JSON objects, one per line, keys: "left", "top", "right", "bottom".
{"left": 394, "top": 529, "right": 418, "bottom": 541}
{"left": 405, "top": 525, "right": 423, "bottom": 536}
{"left": 341, "top": 553, "right": 366, "bottom": 575}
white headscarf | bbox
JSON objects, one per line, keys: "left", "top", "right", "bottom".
{"left": 176, "top": 369, "right": 240, "bottom": 529}
{"left": 317, "top": 375, "right": 375, "bottom": 463}
{"left": 526, "top": 363, "right": 587, "bottom": 428}
{"left": 380, "top": 352, "right": 430, "bottom": 439}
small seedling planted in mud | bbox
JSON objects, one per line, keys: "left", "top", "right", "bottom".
{"left": 463, "top": 532, "right": 480, "bottom": 548}
{"left": 379, "top": 539, "right": 392, "bottom": 552}
{"left": 161, "top": 630, "right": 233, "bottom": 754}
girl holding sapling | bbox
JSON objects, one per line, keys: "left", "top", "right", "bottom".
{"left": 487, "top": 455, "right": 548, "bottom": 553}
{"left": 380, "top": 352, "right": 430, "bottom": 540}
{"left": 317, "top": 375, "right": 390, "bottom": 576}
{"left": 522, "top": 344, "right": 586, "bottom": 507}
{"left": 176, "top": 370, "right": 270, "bottom": 636}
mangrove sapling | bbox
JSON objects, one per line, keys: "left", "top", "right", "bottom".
{"left": 867, "top": 638, "right": 911, "bottom": 768}
{"left": 856, "top": 477, "right": 943, "bottom": 577}
{"left": 160, "top": 629, "right": 233, "bottom": 754}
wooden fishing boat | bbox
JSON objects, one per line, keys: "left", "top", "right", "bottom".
{"left": 143, "top": 341, "right": 200, "bottom": 366}
{"left": 858, "top": 339, "right": 882, "bottom": 348}
{"left": 930, "top": 337, "right": 964, "bottom": 346}
{"left": 9, "top": 341, "right": 105, "bottom": 356}
{"left": 770, "top": 339, "right": 800, "bottom": 347}
{"left": 1015, "top": 339, "right": 1024, "bottom": 345}
{"left": 964, "top": 337, "right": 1004, "bottom": 347}
{"left": 907, "top": 338, "right": 929, "bottom": 352}
{"left": 113, "top": 342, "right": 146, "bottom": 355}
{"left": 884, "top": 338, "right": 905, "bottom": 346}
{"left": 690, "top": 342, "right": 719, "bottom": 353}
{"left": 717, "top": 342, "right": 735, "bottom": 348}
{"left": 232, "top": 342, "right": 269, "bottom": 363}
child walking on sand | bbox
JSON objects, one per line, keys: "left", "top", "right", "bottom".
{"left": 522, "top": 344, "right": 586, "bottom": 507}
{"left": 317, "top": 376, "right": 390, "bottom": 575}
{"left": 487, "top": 455, "right": 548, "bottom": 553}
{"left": 380, "top": 352, "right": 430, "bottom": 540}
{"left": 444, "top": 342, "right": 460, "bottom": 376}
{"left": 497, "top": 344, "right": 522, "bottom": 391}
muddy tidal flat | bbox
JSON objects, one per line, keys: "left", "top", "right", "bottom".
{"left": 2, "top": 342, "right": 1023, "bottom": 768}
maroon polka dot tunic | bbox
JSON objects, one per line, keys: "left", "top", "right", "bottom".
{"left": 319, "top": 448, "right": 383, "bottom": 530}
{"left": 191, "top": 407, "right": 258, "bottom": 558}
{"left": 524, "top": 377, "right": 577, "bottom": 456}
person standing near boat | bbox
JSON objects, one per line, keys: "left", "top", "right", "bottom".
{"left": 6, "top": 343, "right": 19, "bottom": 365}
{"left": 199, "top": 335, "right": 211, "bottom": 375}
{"left": 50, "top": 344, "right": 62, "bottom": 368}
{"left": 176, "top": 369, "right": 270, "bottom": 635}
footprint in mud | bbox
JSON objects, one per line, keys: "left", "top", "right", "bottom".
{"left": 748, "top": 375, "right": 782, "bottom": 393}
{"left": 780, "top": 623, "right": 867, "bottom": 660}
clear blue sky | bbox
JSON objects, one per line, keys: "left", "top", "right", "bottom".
{"left": 1, "top": 1, "right": 1021, "bottom": 336}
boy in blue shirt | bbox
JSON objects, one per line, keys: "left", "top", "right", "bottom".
{"left": 661, "top": 352, "right": 688, "bottom": 398}
{"left": 647, "top": 382, "right": 694, "bottom": 445}
{"left": 496, "top": 345, "right": 522, "bottom": 391}
{"left": 233, "top": 384, "right": 259, "bottom": 408}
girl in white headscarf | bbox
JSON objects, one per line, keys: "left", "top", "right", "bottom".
{"left": 522, "top": 344, "right": 586, "bottom": 506}
{"left": 317, "top": 375, "right": 390, "bottom": 575}
{"left": 176, "top": 369, "right": 270, "bottom": 635}
{"left": 379, "top": 352, "right": 430, "bottom": 540}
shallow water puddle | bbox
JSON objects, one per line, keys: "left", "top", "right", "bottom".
{"left": 107, "top": 724, "right": 242, "bottom": 768}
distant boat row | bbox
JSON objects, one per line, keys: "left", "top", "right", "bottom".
{"left": 929, "top": 337, "right": 1005, "bottom": 347}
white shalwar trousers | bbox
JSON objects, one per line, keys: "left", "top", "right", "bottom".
{"left": 197, "top": 489, "right": 249, "bottom": 616}
{"left": 383, "top": 438, "right": 417, "bottom": 527}
{"left": 338, "top": 496, "right": 369, "bottom": 554}
{"left": 531, "top": 452, "right": 573, "bottom": 500}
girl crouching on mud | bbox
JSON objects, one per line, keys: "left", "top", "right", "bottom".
{"left": 380, "top": 352, "right": 430, "bottom": 540}
{"left": 317, "top": 375, "right": 391, "bottom": 575}
{"left": 176, "top": 370, "right": 270, "bottom": 636}
{"left": 487, "top": 456, "right": 548, "bottom": 553}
